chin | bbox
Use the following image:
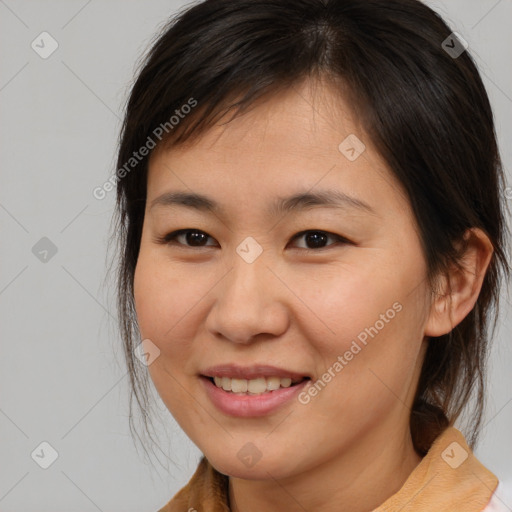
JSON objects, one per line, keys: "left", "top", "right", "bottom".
{"left": 206, "top": 450, "right": 299, "bottom": 481}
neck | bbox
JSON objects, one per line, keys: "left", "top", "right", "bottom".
{"left": 228, "top": 423, "right": 422, "bottom": 512}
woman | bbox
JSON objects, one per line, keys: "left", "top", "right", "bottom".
{"left": 111, "top": 0, "right": 511, "bottom": 510}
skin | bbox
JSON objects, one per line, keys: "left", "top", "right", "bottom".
{"left": 133, "top": 78, "right": 493, "bottom": 512}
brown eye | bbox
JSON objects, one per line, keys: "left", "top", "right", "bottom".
{"left": 157, "top": 228, "right": 350, "bottom": 251}
{"left": 160, "top": 229, "right": 217, "bottom": 247}
{"left": 290, "top": 230, "right": 350, "bottom": 250}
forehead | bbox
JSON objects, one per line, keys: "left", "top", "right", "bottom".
{"left": 146, "top": 79, "right": 410, "bottom": 219}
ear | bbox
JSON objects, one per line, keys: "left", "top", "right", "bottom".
{"left": 424, "top": 228, "right": 494, "bottom": 337}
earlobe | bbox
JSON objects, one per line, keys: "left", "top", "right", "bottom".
{"left": 424, "top": 228, "right": 494, "bottom": 338}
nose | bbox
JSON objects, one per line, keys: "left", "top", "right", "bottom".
{"left": 205, "top": 251, "right": 289, "bottom": 344}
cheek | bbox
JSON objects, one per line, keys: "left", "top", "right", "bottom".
{"left": 133, "top": 251, "right": 211, "bottom": 420}
{"left": 133, "top": 251, "right": 207, "bottom": 355}
{"left": 289, "top": 261, "right": 401, "bottom": 353}
{"left": 289, "top": 258, "right": 427, "bottom": 395}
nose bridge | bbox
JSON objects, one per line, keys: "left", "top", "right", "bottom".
{"left": 206, "top": 242, "right": 288, "bottom": 343}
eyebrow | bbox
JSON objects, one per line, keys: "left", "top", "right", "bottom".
{"left": 149, "top": 189, "right": 377, "bottom": 216}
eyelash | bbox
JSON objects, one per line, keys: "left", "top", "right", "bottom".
{"left": 156, "top": 229, "right": 352, "bottom": 252}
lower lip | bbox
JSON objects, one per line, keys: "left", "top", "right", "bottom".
{"left": 200, "top": 376, "right": 310, "bottom": 418}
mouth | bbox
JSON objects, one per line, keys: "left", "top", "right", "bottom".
{"left": 199, "top": 364, "right": 312, "bottom": 416}
{"left": 202, "top": 375, "right": 310, "bottom": 396}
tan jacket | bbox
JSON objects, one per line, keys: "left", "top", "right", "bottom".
{"left": 158, "top": 427, "right": 505, "bottom": 512}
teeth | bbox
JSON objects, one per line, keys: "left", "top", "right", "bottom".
{"left": 280, "top": 377, "right": 292, "bottom": 388}
{"left": 231, "top": 378, "right": 248, "bottom": 393}
{"left": 266, "top": 376, "right": 281, "bottom": 391}
{"left": 221, "top": 377, "right": 231, "bottom": 391}
{"left": 211, "top": 376, "right": 301, "bottom": 394}
{"left": 247, "top": 377, "right": 266, "bottom": 394}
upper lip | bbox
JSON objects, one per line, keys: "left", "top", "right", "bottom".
{"left": 201, "top": 364, "right": 310, "bottom": 381}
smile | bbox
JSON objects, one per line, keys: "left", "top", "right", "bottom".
{"left": 210, "top": 375, "right": 308, "bottom": 395}
{"left": 199, "top": 364, "right": 311, "bottom": 416}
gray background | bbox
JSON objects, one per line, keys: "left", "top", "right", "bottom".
{"left": 0, "top": 1, "right": 511, "bottom": 511}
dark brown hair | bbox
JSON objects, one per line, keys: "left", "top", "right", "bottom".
{"left": 110, "top": 0, "right": 510, "bottom": 459}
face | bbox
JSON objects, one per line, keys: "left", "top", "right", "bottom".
{"left": 133, "top": 79, "right": 433, "bottom": 480}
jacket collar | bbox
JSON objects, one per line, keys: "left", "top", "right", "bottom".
{"left": 160, "top": 427, "right": 498, "bottom": 512}
{"left": 373, "top": 426, "right": 498, "bottom": 511}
